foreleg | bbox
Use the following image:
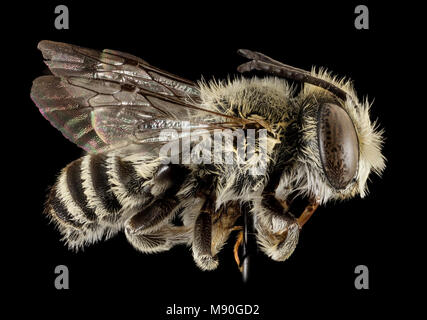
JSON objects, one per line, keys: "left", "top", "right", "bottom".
{"left": 254, "top": 194, "right": 319, "bottom": 261}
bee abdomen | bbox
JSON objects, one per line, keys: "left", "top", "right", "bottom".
{"left": 46, "top": 154, "right": 152, "bottom": 249}
{"left": 47, "top": 184, "right": 84, "bottom": 229}
{"left": 115, "top": 157, "right": 146, "bottom": 196}
{"left": 84, "top": 154, "right": 122, "bottom": 216}
{"left": 66, "top": 158, "right": 97, "bottom": 222}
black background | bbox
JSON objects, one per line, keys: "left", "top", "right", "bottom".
{"left": 5, "top": 1, "right": 419, "bottom": 318}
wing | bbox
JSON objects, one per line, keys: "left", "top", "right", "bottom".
{"left": 31, "top": 41, "right": 248, "bottom": 153}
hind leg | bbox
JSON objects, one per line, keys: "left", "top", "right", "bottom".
{"left": 124, "top": 164, "right": 192, "bottom": 252}
{"left": 125, "top": 224, "right": 192, "bottom": 253}
{"left": 125, "top": 164, "right": 188, "bottom": 234}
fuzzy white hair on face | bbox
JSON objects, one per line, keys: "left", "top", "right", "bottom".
{"left": 275, "top": 69, "right": 385, "bottom": 204}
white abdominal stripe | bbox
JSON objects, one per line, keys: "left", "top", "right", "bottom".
{"left": 46, "top": 153, "right": 152, "bottom": 249}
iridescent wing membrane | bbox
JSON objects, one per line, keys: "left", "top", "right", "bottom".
{"left": 31, "top": 41, "right": 246, "bottom": 154}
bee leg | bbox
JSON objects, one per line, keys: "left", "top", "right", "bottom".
{"left": 261, "top": 194, "right": 296, "bottom": 232}
{"left": 126, "top": 197, "right": 179, "bottom": 235}
{"left": 192, "top": 199, "right": 241, "bottom": 271}
{"left": 233, "top": 229, "right": 244, "bottom": 271}
{"left": 255, "top": 219, "right": 300, "bottom": 262}
{"left": 192, "top": 208, "right": 219, "bottom": 271}
{"left": 255, "top": 198, "right": 319, "bottom": 261}
{"left": 125, "top": 224, "right": 192, "bottom": 253}
{"left": 297, "top": 200, "right": 320, "bottom": 229}
{"left": 254, "top": 194, "right": 301, "bottom": 262}
{"left": 125, "top": 164, "right": 189, "bottom": 234}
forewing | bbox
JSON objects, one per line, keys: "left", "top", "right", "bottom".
{"left": 31, "top": 41, "right": 240, "bottom": 153}
{"left": 37, "top": 40, "right": 200, "bottom": 101}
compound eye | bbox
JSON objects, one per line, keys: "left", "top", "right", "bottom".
{"left": 318, "top": 103, "right": 359, "bottom": 189}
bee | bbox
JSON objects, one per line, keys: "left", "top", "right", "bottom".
{"left": 31, "top": 41, "right": 385, "bottom": 273}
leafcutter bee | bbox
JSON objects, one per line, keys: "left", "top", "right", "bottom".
{"left": 31, "top": 41, "right": 385, "bottom": 276}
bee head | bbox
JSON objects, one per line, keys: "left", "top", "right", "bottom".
{"left": 275, "top": 71, "right": 385, "bottom": 204}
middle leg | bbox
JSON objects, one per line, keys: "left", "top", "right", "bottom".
{"left": 193, "top": 200, "right": 241, "bottom": 271}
